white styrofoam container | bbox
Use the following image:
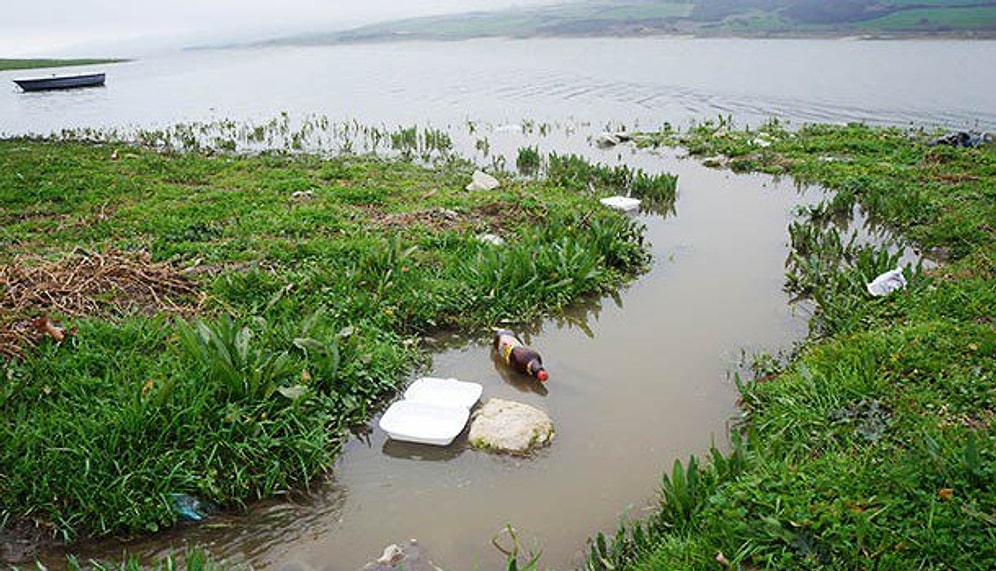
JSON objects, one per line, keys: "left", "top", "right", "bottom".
{"left": 600, "top": 195, "right": 641, "bottom": 212}
{"left": 378, "top": 400, "right": 472, "bottom": 446}
{"left": 403, "top": 377, "right": 483, "bottom": 410}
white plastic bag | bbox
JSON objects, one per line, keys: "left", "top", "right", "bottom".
{"left": 866, "top": 268, "right": 906, "bottom": 297}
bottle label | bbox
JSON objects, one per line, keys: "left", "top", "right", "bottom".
{"left": 500, "top": 341, "right": 515, "bottom": 365}
{"left": 498, "top": 335, "right": 519, "bottom": 365}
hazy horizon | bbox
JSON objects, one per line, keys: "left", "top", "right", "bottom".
{"left": 2, "top": 0, "right": 569, "bottom": 58}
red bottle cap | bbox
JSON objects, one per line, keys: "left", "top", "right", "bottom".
{"left": 536, "top": 369, "right": 549, "bottom": 382}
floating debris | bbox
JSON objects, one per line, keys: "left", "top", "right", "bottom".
{"left": 600, "top": 195, "right": 641, "bottom": 212}
{"left": 378, "top": 377, "right": 483, "bottom": 446}
{"left": 594, "top": 131, "right": 633, "bottom": 148}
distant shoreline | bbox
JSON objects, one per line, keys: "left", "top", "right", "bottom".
{"left": 241, "top": 1, "right": 996, "bottom": 49}
{"left": 246, "top": 28, "right": 996, "bottom": 50}
{"left": 0, "top": 58, "right": 128, "bottom": 72}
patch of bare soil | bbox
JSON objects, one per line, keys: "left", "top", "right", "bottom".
{"left": 0, "top": 519, "right": 58, "bottom": 565}
{"left": 0, "top": 248, "right": 203, "bottom": 360}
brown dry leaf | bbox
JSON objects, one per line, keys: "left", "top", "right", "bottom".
{"left": 33, "top": 316, "right": 65, "bottom": 343}
{"left": 938, "top": 488, "right": 954, "bottom": 501}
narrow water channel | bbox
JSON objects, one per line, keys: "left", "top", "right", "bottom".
{"left": 44, "top": 144, "right": 821, "bottom": 571}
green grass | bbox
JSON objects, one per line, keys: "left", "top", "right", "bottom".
{"left": 0, "top": 129, "right": 672, "bottom": 547}
{"left": 862, "top": 7, "right": 996, "bottom": 31}
{"left": 885, "top": 0, "right": 993, "bottom": 7}
{"left": 590, "top": 3, "right": 696, "bottom": 20}
{"left": 574, "top": 121, "right": 996, "bottom": 569}
{"left": 13, "top": 548, "right": 227, "bottom": 570}
{"left": 0, "top": 59, "right": 126, "bottom": 72}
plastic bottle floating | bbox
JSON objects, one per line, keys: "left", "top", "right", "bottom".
{"left": 493, "top": 329, "right": 549, "bottom": 382}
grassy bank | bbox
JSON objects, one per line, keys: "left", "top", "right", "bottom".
{"left": 568, "top": 122, "right": 994, "bottom": 570}
{"left": 0, "top": 59, "right": 126, "bottom": 72}
{"left": 0, "top": 133, "right": 675, "bottom": 546}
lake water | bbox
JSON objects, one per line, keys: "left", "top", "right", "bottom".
{"left": 3, "top": 38, "right": 995, "bottom": 135}
{"left": 8, "top": 37, "right": 995, "bottom": 571}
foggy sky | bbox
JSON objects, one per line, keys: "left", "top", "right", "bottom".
{"left": 2, "top": 0, "right": 567, "bottom": 57}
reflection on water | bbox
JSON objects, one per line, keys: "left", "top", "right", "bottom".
{"left": 381, "top": 436, "right": 470, "bottom": 462}
{"left": 490, "top": 350, "right": 550, "bottom": 396}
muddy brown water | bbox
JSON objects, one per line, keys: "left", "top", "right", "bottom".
{"left": 28, "top": 147, "right": 826, "bottom": 570}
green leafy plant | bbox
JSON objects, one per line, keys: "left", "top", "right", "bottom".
{"left": 492, "top": 524, "right": 544, "bottom": 571}
{"left": 178, "top": 316, "right": 296, "bottom": 401}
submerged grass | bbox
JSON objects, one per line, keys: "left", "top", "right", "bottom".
{"left": 0, "top": 132, "right": 671, "bottom": 548}
{"left": 574, "top": 121, "right": 995, "bottom": 569}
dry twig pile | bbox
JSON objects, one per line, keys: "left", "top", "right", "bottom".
{"left": 1, "top": 248, "right": 201, "bottom": 359}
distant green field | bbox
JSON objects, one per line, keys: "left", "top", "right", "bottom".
{"left": 270, "top": 0, "right": 996, "bottom": 46}
{"left": 719, "top": 11, "right": 792, "bottom": 33}
{"left": 864, "top": 6, "right": 996, "bottom": 30}
{"left": 381, "top": 2, "right": 695, "bottom": 38}
{"left": 393, "top": 14, "right": 547, "bottom": 37}
{"left": 594, "top": 3, "right": 696, "bottom": 19}
{"left": 0, "top": 58, "right": 125, "bottom": 72}
{"left": 885, "top": 0, "right": 993, "bottom": 7}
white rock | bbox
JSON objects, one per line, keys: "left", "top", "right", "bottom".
{"left": 478, "top": 233, "right": 505, "bottom": 246}
{"left": 466, "top": 170, "right": 500, "bottom": 191}
{"left": 866, "top": 268, "right": 907, "bottom": 297}
{"left": 469, "top": 398, "right": 554, "bottom": 453}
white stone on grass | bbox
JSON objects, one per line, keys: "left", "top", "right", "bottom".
{"left": 466, "top": 170, "right": 500, "bottom": 191}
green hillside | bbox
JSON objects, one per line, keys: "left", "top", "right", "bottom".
{"left": 259, "top": 0, "right": 996, "bottom": 45}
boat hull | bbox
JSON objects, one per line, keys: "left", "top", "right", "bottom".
{"left": 13, "top": 72, "right": 106, "bottom": 92}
